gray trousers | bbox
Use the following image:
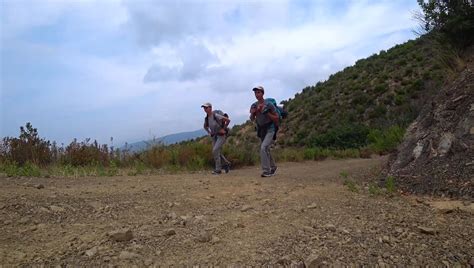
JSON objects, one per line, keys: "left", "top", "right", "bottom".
{"left": 260, "top": 130, "right": 276, "bottom": 173}
{"left": 212, "top": 135, "right": 230, "bottom": 171}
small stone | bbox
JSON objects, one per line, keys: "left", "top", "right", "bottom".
{"left": 164, "top": 228, "right": 176, "bottom": 236}
{"left": 119, "top": 251, "right": 139, "bottom": 260}
{"left": 19, "top": 217, "right": 30, "bottom": 224}
{"left": 417, "top": 226, "right": 437, "bottom": 235}
{"left": 50, "top": 205, "right": 65, "bottom": 212}
{"left": 241, "top": 205, "right": 253, "bottom": 212}
{"left": 108, "top": 229, "right": 133, "bottom": 242}
{"left": 324, "top": 224, "right": 336, "bottom": 232}
{"left": 307, "top": 203, "right": 318, "bottom": 209}
{"left": 35, "top": 184, "right": 44, "bottom": 189}
{"left": 211, "top": 235, "right": 220, "bottom": 244}
{"left": 85, "top": 247, "right": 98, "bottom": 257}
{"left": 196, "top": 231, "right": 212, "bottom": 243}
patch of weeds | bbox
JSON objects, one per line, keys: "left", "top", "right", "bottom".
{"left": 368, "top": 183, "right": 382, "bottom": 196}
{"left": 343, "top": 179, "right": 358, "bottom": 193}
{"left": 385, "top": 176, "right": 396, "bottom": 194}
{"left": 339, "top": 171, "right": 349, "bottom": 179}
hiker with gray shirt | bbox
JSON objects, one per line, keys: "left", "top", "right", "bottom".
{"left": 249, "top": 86, "right": 279, "bottom": 177}
{"left": 202, "top": 102, "right": 231, "bottom": 175}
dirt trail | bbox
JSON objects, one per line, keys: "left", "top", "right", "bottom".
{"left": 0, "top": 157, "right": 473, "bottom": 266}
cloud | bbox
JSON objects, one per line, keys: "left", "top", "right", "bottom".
{"left": 1, "top": 0, "right": 421, "bottom": 145}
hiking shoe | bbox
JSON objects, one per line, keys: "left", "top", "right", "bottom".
{"left": 261, "top": 172, "right": 273, "bottom": 177}
{"left": 211, "top": 170, "right": 222, "bottom": 175}
{"left": 270, "top": 166, "right": 277, "bottom": 175}
{"left": 223, "top": 163, "right": 231, "bottom": 173}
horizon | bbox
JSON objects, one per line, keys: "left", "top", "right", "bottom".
{"left": 1, "top": 0, "right": 421, "bottom": 147}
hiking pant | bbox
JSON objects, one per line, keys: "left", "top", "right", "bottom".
{"left": 260, "top": 130, "right": 276, "bottom": 174}
{"left": 212, "top": 135, "right": 230, "bottom": 171}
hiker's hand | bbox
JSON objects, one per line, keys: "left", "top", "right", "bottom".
{"left": 257, "top": 103, "right": 265, "bottom": 112}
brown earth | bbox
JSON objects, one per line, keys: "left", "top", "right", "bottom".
{"left": 1, "top": 157, "right": 473, "bottom": 266}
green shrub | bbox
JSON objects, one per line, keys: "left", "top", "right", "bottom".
{"left": 368, "top": 125, "right": 405, "bottom": 153}
{"left": 343, "top": 179, "right": 358, "bottom": 193}
{"left": 386, "top": 176, "right": 396, "bottom": 194}
{"left": 1, "top": 161, "right": 42, "bottom": 177}
{"left": 368, "top": 183, "right": 382, "bottom": 196}
{"left": 309, "top": 123, "right": 369, "bottom": 149}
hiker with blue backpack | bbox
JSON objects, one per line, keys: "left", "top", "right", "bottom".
{"left": 250, "top": 86, "right": 280, "bottom": 177}
{"left": 202, "top": 102, "right": 231, "bottom": 175}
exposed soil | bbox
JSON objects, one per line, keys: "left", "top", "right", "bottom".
{"left": 1, "top": 157, "right": 473, "bottom": 266}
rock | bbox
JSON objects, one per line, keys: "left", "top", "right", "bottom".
{"left": 437, "top": 132, "right": 454, "bottom": 156}
{"left": 85, "top": 246, "right": 98, "bottom": 257}
{"left": 196, "top": 231, "right": 212, "bottom": 243}
{"left": 417, "top": 226, "right": 437, "bottom": 235}
{"left": 211, "top": 235, "right": 220, "bottom": 244}
{"left": 307, "top": 203, "right": 318, "bottom": 209}
{"left": 108, "top": 228, "right": 134, "bottom": 242}
{"left": 235, "top": 223, "right": 245, "bottom": 228}
{"left": 50, "top": 205, "right": 65, "bottom": 212}
{"left": 241, "top": 205, "right": 253, "bottom": 212}
{"left": 277, "top": 255, "right": 291, "bottom": 265}
{"left": 306, "top": 255, "right": 330, "bottom": 268}
{"left": 19, "top": 217, "right": 30, "bottom": 224}
{"left": 35, "top": 184, "right": 44, "bottom": 189}
{"left": 144, "top": 258, "right": 154, "bottom": 266}
{"left": 324, "top": 224, "right": 336, "bottom": 232}
{"left": 119, "top": 251, "right": 139, "bottom": 260}
{"left": 164, "top": 228, "right": 176, "bottom": 236}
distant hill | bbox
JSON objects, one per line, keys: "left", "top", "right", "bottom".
{"left": 122, "top": 129, "right": 207, "bottom": 152}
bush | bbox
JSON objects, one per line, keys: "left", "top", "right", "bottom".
{"left": 367, "top": 125, "right": 405, "bottom": 153}
{"left": 1, "top": 123, "right": 52, "bottom": 166}
{"left": 309, "top": 123, "right": 370, "bottom": 149}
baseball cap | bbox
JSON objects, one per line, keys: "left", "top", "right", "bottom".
{"left": 201, "top": 102, "right": 212, "bottom": 108}
{"left": 252, "top": 86, "right": 264, "bottom": 93}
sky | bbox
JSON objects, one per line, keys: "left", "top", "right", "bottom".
{"left": 1, "top": 0, "right": 421, "bottom": 147}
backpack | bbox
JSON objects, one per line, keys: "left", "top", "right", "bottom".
{"left": 264, "top": 98, "right": 288, "bottom": 121}
{"left": 205, "top": 110, "right": 230, "bottom": 135}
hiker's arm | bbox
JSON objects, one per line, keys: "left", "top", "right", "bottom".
{"left": 249, "top": 107, "right": 257, "bottom": 121}
{"left": 267, "top": 110, "right": 279, "bottom": 126}
{"left": 203, "top": 122, "right": 211, "bottom": 136}
{"left": 222, "top": 117, "right": 230, "bottom": 126}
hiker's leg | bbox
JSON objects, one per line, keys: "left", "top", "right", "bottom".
{"left": 269, "top": 146, "right": 276, "bottom": 171}
{"left": 221, "top": 154, "right": 230, "bottom": 166}
{"left": 260, "top": 131, "right": 274, "bottom": 174}
{"left": 213, "top": 136, "right": 225, "bottom": 171}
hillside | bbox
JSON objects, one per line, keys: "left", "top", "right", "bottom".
{"left": 229, "top": 35, "right": 464, "bottom": 150}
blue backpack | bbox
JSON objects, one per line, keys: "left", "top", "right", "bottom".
{"left": 265, "top": 98, "right": 288, "bottom": 120}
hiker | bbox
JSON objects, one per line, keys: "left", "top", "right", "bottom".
{"left": 249, "top": 86, "right": 279, "bottom": 177}
{"left": 202, "top": 102, "right": 231, "bottom": 175}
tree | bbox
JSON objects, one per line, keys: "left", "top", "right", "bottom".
{"left": 417, "top": 0, "right": 474, "bottom": 48}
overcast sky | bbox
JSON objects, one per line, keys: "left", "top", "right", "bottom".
{"left": 1, "top": 0, "right": 420, "bottom": 146}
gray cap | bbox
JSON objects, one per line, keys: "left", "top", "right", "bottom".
{"left": 201, "top": 102, "right": 212, "bottom": 108}
{"left": 252, "top": 86, "right": 264, "bottom": 93}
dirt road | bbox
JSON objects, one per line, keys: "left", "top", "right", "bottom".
{"left": 1, "top": 157, "right": 473, "bottom": 266}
